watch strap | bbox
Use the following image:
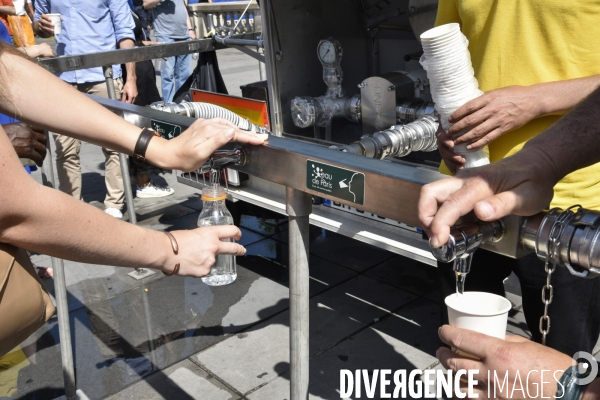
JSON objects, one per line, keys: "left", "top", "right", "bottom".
{"left": 133, "top": 128, "right": 156, "bottom": 163}
{"left": 557, "top": 365, "right": 589, "bottom": 400}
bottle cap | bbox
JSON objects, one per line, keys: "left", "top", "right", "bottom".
{"left": 201, "top": 185, "right": 227, "bottom": 201}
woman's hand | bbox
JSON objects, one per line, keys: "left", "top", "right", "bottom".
{"left": 163, "top": 226, "right": 245, "bottom": 277}
{"left": 22, "top": 43, "right": 56, "bottom": 58}
{"left": 149, "top": 118, "right": 268, "bottom": 172}
{"left": 437, "top": 325, "right": 573, "bottom": 400}
{"left": 448, "top": 86, "right": 541, "bottom": 150}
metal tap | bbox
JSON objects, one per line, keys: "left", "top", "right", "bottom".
{"left": 198, "top": 148, "right": 246, "bottom": 174}
{"left": 430, "top": 220, "right": 505, "bottom": 292}
{"left": 430, "top": 220, "right": 505, "bottom": 263}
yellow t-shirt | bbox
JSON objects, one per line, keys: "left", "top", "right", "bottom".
{"left": 435, "top": 0, "right": 600, "bottom": 210}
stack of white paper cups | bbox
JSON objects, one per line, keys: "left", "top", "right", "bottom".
{"left": 420, "top": 23, "right": 490, "bottom": 168}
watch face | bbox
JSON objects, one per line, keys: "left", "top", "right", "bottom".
{"left": 318, "top": 41, "right": 336, "bottom": 64}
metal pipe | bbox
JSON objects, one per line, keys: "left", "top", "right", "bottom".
{"left": 41, "top": 131, "right": 77, "bottom": 400}
{"left": 259, "top": 0, "right": 283, "bottom": 136}
{"left": 291, "top": 95, "right": 360, "bottom": 129}
{"left": 102, "top": 66, "right": 138, "bottom": 225}
{"left": 214, "top": 35, "right": 263, "bottom": 47}
{"left": 286, "top": 188, "right": 311, "bottom": 400}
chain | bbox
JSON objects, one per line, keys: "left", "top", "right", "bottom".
{"left": 539, "top": 206, "right": 580, "bottom": 345}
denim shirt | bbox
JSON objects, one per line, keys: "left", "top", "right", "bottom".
{"left": 34, "top": 0, "right": 135, "bottom": 83}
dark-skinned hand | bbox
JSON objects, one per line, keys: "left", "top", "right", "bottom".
{"left": 5, "top": 123, "right": 47, "bottom": 167}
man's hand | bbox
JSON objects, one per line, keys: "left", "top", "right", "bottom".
{"left": 418, "top": 147, "right": 557, "bottom": 248}
{"left": 143, "top": 0, "right": 161, "bottom": 9}
{"left": 447, "top": 86, "right": 541, "bottom": 150}
{"left": 121, "top": 79, "right": 138, "bottom": 104}
{"left": 189, "top": 29, "right": 196, "bottom": 40}
{"left": 437, "top": 124, "right": 466, "bottom": 174}
{"left": 34, "top": 14, "right": 58, "bottom": 37}
{"left": 437, "top": 325, "right": 573, "bottom": 400}
{"left": 5, "top": 123, "right": 47, "bottom": 167}
{"left": 147, "top": 118, "right": 268, "bottom": 172}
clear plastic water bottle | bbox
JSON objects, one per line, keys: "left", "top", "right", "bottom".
{"left": 197, "top": 184, "right": 237, "bottom": 286}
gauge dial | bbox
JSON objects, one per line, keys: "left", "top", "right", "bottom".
{"left": 318, "top": 40, "right": 337, "bottom": 65}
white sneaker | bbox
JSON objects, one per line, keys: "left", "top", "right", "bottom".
{"left": 136, "top": 182, "right": 175, "bottom": 198}
{"left": 104, "top": 207, "right": 123, "bottom": 219}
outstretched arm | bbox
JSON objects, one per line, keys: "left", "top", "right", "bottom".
{"left": 0, "top": 48, "right": 267, "bottom": 172}
{"left": 450, "top": 76, "right": 600, "bottom": 150}
{"left": 0, "top": 125, "right": 245, "bottom": 276}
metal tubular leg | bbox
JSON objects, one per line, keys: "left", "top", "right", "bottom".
{"left": 286, "top": 188, "right": 312, "bottom": 400}
{"left": 102, "top": 65, "right": 138, "bottom": 225}
{"left": 259, "top": 0, "right": 283, "bottom": 136}
{"left": 41, "top": 131, "right": 77, "bottom": 400}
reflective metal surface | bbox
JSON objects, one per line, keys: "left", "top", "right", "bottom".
{"left": 93, "top": 95, "right": 525, "bottom": 259}
{"left": 260, "top": 0, "right": 284, "bottom": 136}
{"left": 38, "top": 39, "right": 215, "bottom": 73}
{"left": 37, "top": 33, "right": 261, "bottom": 74}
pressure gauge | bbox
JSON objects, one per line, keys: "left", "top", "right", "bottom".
{"left": 317, "top": 39, "right": 342, "bottom": 67}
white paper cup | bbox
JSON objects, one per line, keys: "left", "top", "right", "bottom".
{"left": 421, "top": 23, "right": 460, "bottom": 41}
{"left": 445, "top": 292, "right": 511, "bottom": 340}
{"left": 47, "top": 13, "right": 62, "bottom": 35}
{"left": 423, "top": 35, "right": 464, "bottom": 49}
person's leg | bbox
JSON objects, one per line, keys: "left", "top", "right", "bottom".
{"left": 84, "top": 80, "right": 125, "bottom": 212}
{"left": 157, "top": 36, "right": 176, "bottom": 102}
{"left": 174, "top": 51, "right": 191, "bottom": 97}
{"left": 514, "top": 254, "right": 600, "bottom": 355}
{"left": 53, "top": 132, "right": 82, "bottom": 201}
{"left": 437, "top": 249, "right": 513, "bottom": 326}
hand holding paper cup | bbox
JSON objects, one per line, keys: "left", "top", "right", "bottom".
{"left": 445, "top": 291, "right": 512, "bottom": 358}
{"left": 47, "top": 13, "right": 62, "bottom": 35}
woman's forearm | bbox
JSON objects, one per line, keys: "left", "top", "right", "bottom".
{"left": 0, "top": 51, "right": 163, "bottom": 157}
{"left": 0, "top": 129, "right": 173, "bottom": 270}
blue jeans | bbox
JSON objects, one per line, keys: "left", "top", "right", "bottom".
{"left": 156, "top": 36, "right": 191, "bottom": 103}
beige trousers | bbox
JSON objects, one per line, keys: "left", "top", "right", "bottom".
{"left": 53, "top": 79, "right": 125, "bottom": 210}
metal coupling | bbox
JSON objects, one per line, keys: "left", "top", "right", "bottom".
{"left": 396, "top": 98, "right": 436, "bottom": 124}
{"left": 522, "top": 207, "right": 600, "bottom": 278}
{"left": 332, "top": 115, "right": 438, "bottom": 159}
{"left": 430, "top": 220, "right": 505, "bottom": 264}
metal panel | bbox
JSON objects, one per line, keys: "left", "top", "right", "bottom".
{"left": 269, "top": 0, "right": 371, "bottom": 135}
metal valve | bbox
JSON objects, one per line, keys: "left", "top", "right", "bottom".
{"left": 430, "top": 220, "right": 505, "bottom": 264}
{"left": 198, "top": 148, "right": 246, "bottom": 174}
